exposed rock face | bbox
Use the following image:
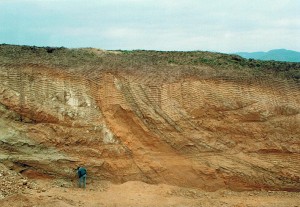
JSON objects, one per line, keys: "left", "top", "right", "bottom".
{"left": 0, "top": 45, "right": 299, "bottom": 192}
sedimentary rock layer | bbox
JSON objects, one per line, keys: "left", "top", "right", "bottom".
{"left": 0, "top": 45, "right": 299, "bottom": 191}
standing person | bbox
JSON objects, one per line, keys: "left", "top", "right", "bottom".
{"left": 76, "top": 166, "right": 87, "bottom": 188}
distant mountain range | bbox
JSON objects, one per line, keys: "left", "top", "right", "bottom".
{"left": 235, "top": 49, "right": 300, "bottom": 62}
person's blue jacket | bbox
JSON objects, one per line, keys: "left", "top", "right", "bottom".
{"left": 77, "top": 167, "right": 87, "bottom": 178}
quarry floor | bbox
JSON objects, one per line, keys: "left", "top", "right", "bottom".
{"left": 1, "top": 178, "right": 299, "bottom": 207}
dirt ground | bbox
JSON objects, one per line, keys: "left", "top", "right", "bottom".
{"left": 1, "top": 178, "right": 299, "bottom": 207}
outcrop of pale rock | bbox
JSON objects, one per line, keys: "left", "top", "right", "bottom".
{"left": 0, "top": 48, "right": 299, "bottom": 192}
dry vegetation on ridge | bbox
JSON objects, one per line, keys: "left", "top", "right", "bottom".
{"left": 1, "top": 44, "right": 299, "bottom": 81}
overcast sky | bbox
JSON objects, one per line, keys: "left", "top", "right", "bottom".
{"left": 0, "top": 0, "right": 299, "bottom": 53}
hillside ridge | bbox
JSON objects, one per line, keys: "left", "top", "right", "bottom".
{"left": 236, "top": 49, "right": 300, "bottom": 63}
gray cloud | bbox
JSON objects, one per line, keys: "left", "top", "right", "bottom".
{"left": 0, "top": 0, "right": 299, "bottom": 52}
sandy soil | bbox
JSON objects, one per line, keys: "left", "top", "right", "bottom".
{"left": 1, "top": 178, "right": 299, "bottom": 207}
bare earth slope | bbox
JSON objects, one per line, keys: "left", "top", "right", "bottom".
{"left": 0, "top": 45, "right": 299, "bottom": 205}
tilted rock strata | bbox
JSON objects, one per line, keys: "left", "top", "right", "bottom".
{"left": 0, "top": 48, "right": 299, "bottom": 191}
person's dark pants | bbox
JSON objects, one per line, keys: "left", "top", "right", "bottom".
{"left": 78, "top": 174, "right": 86, "bottom": 188}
